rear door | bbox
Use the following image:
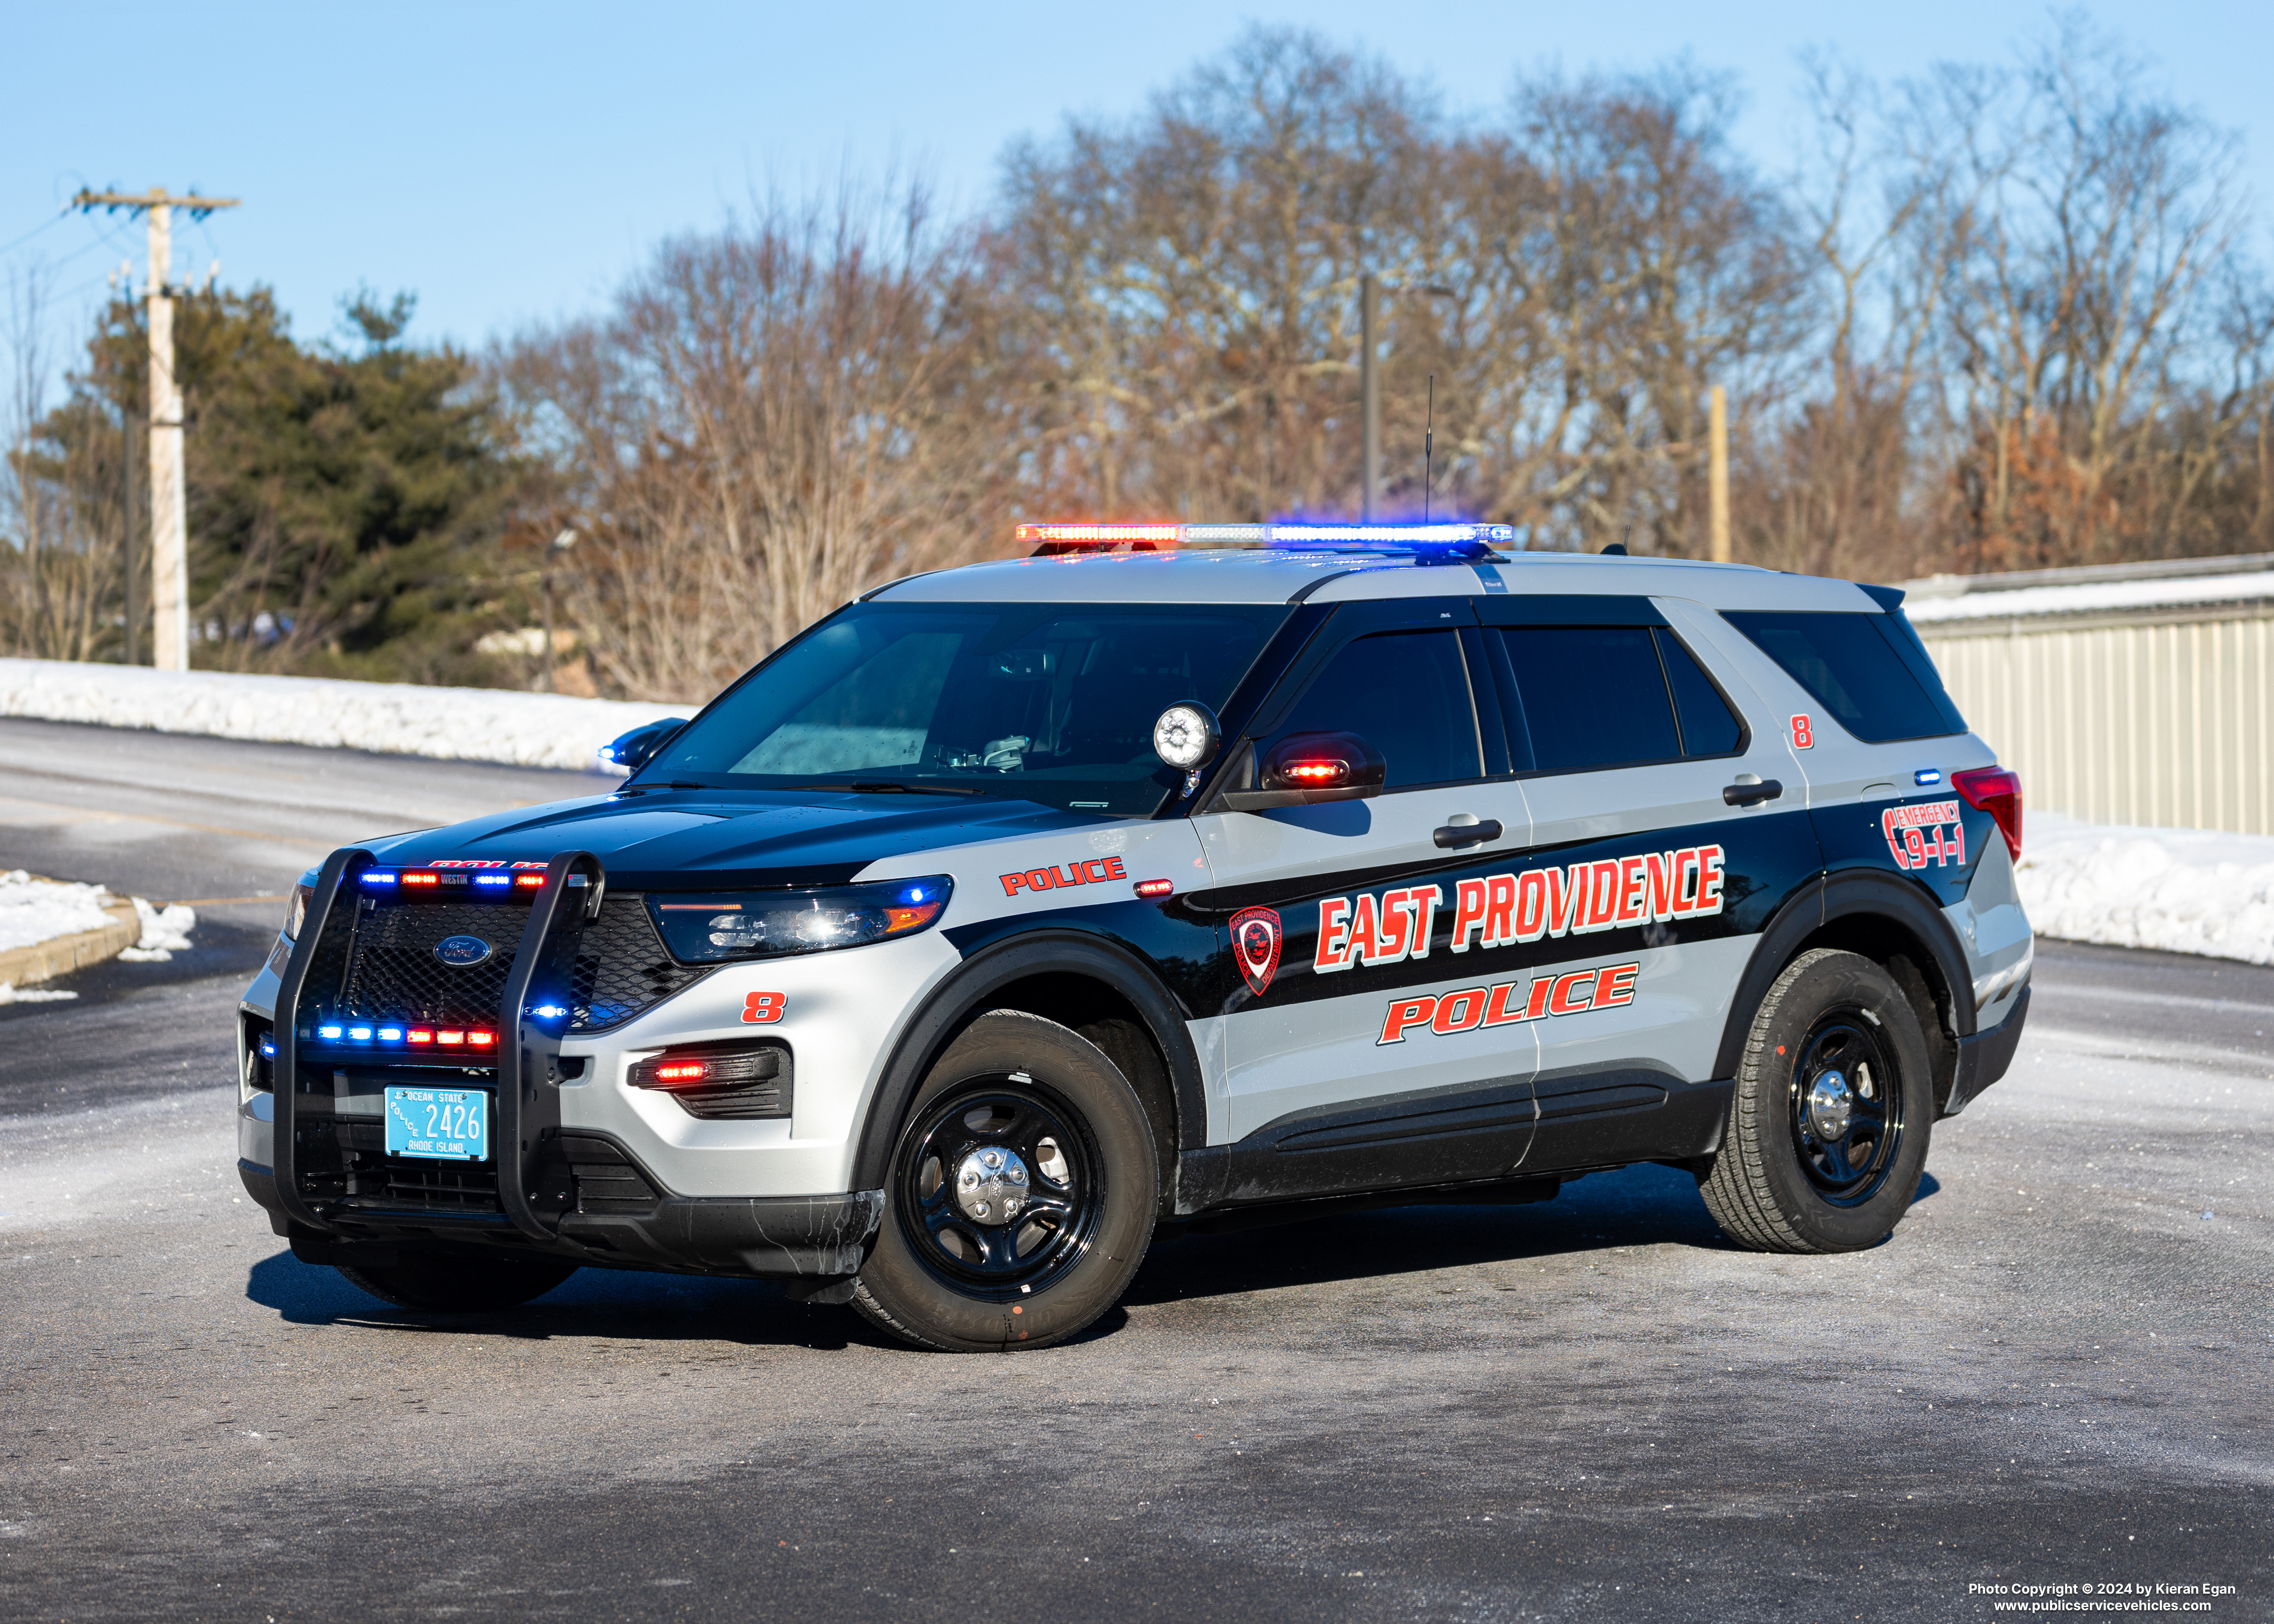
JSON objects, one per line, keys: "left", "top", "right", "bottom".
{"left": 1473, "top": 594, "right": 1816, "bottom": 1171}
{"left": 1189, "top": 598, "right": 1541, "bottom": 1194}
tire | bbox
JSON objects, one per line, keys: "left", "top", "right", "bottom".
{"left": 1699, "top": 948, "right": 1933, "bottom": 1254}
{"left": 336, "top": 1251, "right": 578, "bottom": 1311}
{"left": 852, "top": 1009, "right": 1158, "bottom": 1352}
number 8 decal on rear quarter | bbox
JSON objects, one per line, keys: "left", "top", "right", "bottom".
{"left": 1790, "top": 714, "right": 1813, "bottom": 749}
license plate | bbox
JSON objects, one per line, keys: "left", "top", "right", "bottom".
{"left": 384, "top": 1085, "right": 490, "bottom": 1162}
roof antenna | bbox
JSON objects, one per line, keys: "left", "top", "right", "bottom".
{"left": 1423, "top": 374, "right": 1435, "bottom": 523}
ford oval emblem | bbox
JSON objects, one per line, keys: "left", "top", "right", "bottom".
{"left": 435, "top": 934, "right": 493, "bottom": 968}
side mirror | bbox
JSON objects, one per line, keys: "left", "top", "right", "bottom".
{"left": 600, "top": 717, "right": 688, "bottom": 774}
{"left": 1220, "top": 731, "right": 1386, "bottom": 811}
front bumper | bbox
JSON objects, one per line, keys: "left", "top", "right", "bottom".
{"left": 239, "top": 1153, "right": 883, "bottom": 1280}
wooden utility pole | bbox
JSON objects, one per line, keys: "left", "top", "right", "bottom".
{"left": 122, "top": 407, "right": 140, "bottom": 665}
{"left": 1360, "top": 273, "right": 1380, "bottom": 522}
{"left": 71, "top": 187, "right": 240, "bottom": 671}
{"left": 1708, "top": 384, "right": 1731, "bottom": 563}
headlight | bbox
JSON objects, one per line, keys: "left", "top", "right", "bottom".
{"left": 648, "top": 876, "right": 953, "bottom": 963}
{"left": 282, "top": 880, "right": 315, "bottom": 941}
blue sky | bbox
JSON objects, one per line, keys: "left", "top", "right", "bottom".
{"left": 4, "top": 0, "right": 2270, "bottom": 370}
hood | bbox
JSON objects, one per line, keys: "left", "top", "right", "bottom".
{"left": 362, "top": 788, "right": 1110, "bottom": 891}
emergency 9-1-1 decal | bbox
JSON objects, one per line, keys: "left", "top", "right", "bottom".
{"left": 1314, "top": 844, "right": 1724, "bottom": 974}
{"left": 1882, "top": 800, "right": 1964, "bottom": 871}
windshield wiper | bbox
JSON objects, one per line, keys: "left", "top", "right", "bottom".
{"left": 802, "top": 780, "right": 989, "bottom": 797}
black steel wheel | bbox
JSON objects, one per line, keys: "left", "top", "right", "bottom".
{"left": 897, "top": 1081, "right": 1103, "bottom": 1300}
{"left": 1700, "top": 948, "right": 1934, "bottom": 1253}
{"left": 854, "top": 1010, "right": 1157, "bottom": 1351}
{"left": 1785, "top": 1011, "right": 1906, "bottom": 1206}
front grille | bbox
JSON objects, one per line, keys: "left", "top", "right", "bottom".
{"left": 340, "top": 901, "right": 512, "bottom": 1027}
{"left": 332, "top": 892, "right": 712, "bottom": 1033}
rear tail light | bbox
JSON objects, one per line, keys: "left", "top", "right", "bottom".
{"left": 1952, "top": 766, "right": 2023, "bottom": 861}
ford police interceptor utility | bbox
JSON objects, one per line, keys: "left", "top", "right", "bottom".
{"left": 236, "top": 521, "right": 2032, "bottom": 1351}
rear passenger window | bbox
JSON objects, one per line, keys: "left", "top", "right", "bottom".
{"left": 1495, "top": 625, "right": 1745, "bottom": 772}
{"left": 1722, "top": 611, "right": 1965, "bottom": 743}
{"left": 1655, "top": 629, "right": 1744, "bottom": 755}
{"left": 1498, "top": 627, "right": 1675, "bottom": 771}
{"left": 1268, "top": 631, "right": 1482, "bottom": 788}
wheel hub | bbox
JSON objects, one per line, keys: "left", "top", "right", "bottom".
{"left": 954, "top": 1146, "right": 1030, "bottom": 1224}
{"left": 1805, "top": 1070, "right": 1853, "bottom": 1141}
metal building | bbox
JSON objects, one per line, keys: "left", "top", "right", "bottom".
{"left": 1904, "top": 553, "right": 2274, "bottom": 838}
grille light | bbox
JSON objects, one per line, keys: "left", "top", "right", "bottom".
{"left": 377, "top": 1026, "right": 404, "bottom": 1042}
{"left": 468, "top": 1030, "right": 497, "bottom": 1048}
{"left": 408, "top": 1028, "right": 435, "bottom": 1044}
{"left": 474, "top": 872, "right": 511, "bottom": 888}
{"left": 317, "top": 1024, "right": 343, "bottom": 1039}
{"left": 401, "top": 872, "right": 439, "bottom": 888}
{"left": 347, "top": 1026, "right": 374, "bottom": 1042}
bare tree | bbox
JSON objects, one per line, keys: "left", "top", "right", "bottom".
{"left": 497, "top": 181, "right": 1013, "bottom": 702}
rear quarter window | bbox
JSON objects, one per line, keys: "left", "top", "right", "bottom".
{"left": 1722, "top": 610, "right": 1966, "bottom": 744}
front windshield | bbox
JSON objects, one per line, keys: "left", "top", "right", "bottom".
{"left": 639, "top": 602, "right": 1288, "bottom": 815}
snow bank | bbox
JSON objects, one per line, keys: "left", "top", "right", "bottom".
{"left": 0, "top": 871, "right": 115, "bottom": 955}
{"left": 0, "top": 658, "right": 688, "bottom": 773}
{"left": 2016, "top": 814, "right": 2274, "bottom": 966}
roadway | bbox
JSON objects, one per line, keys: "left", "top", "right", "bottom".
{"left": 1, "top": 717, "right": 2268, "bottom": 1621}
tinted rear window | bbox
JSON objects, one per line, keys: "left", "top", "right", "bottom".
{"left": 1722, "top": 611, "right": 1966, "bottom": 743}
{"left": 1497, "top": 626, "right": 1679, "bottom": 771}
{"left": 1493, "top": 625, "right": 1746, "bottom": 772}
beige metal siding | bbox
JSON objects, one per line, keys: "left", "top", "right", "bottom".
{"left": 1918, "top": 607, "right": 2274, "bottom": 836}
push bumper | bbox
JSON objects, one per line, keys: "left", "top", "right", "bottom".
{"left": 1947, "top": 983, "right": 2029, "bottom": 1115}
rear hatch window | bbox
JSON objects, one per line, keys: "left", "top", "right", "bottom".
{"left": 1722, "top": 610, "right": 1966, "bottom": 743}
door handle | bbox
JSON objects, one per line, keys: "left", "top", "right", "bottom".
{"left": 1433, "top": 817, "right": 1504, "bottom": 849}
{"left": 1723, "top": 776, "right": 1783, "bottom": 807}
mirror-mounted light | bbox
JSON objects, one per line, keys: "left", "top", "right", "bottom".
{"left": 601, "top": 716, "right": 689, "bottom": 774}
{"left": 1152, "top": 703, "right": 1221, "bottom": 772}
{"left": 1221, "top": 731, "right": 1387, "bottom": 811}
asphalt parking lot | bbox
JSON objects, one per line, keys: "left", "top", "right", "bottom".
{"left": 1, "top": 719, "right": 2268, "bottom": 1622}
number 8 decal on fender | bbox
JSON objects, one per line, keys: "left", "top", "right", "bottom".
{"left": 742, "top": 991, "right": 787, "bottom": 1024}
{"left": 1790, "top": 714, "right": 1814, "bottom": 749}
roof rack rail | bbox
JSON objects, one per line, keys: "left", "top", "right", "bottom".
{"left": 1017, "top": 521, "right": 1516, "bottom": 559}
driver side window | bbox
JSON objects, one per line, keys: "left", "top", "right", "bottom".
{"left": 1262, "top": 630, "right": 1483, "bottom": 790}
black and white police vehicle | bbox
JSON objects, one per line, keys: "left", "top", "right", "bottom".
{"left": 237, "top": 521, "right": 2032, "bottom": 1351}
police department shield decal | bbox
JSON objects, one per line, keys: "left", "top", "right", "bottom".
{"left": 1229, "top": 906, "right": 1282, "bottom": 997}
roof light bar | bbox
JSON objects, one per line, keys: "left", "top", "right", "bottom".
{"left": 1017, "top": 521, "right": 1516, "bottom": 557}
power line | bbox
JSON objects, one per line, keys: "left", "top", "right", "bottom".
{"left": 0, "top": 209, "right": 71, "bottom": 258}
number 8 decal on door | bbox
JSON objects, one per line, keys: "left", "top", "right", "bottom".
{"left": 1790, "top": 714, "right": 1813, "bottom": 749}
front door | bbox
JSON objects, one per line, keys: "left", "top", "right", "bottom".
{"left": 1188, "top": 599, "right": 1540, "bottom": 1198}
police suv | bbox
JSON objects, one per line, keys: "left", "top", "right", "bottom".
{"left": 237, "top": 522, "right": 2033, "bottom": 1351}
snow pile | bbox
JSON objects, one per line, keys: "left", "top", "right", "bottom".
{"left": 0, "top": 871, "right": 115, "bottom": 954}
{"left": 2016, "top": 814, "right": 2274, "bottom": 965}
{"left": 118, "top": 897, "right": 198, "bottom": 963}
{"left": 0, "top": 982, "right": 78, "bottom": 1004}
{"left": 0, "top": 657, "right": 689, "bottom": 772}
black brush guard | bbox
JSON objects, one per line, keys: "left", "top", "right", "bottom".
{"left": 266, "top": 846, "right": 882, "bottom": 1285}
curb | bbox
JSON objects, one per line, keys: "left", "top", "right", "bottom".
{"left": 0, "top": 889, "right": 141, "bottom": 989}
